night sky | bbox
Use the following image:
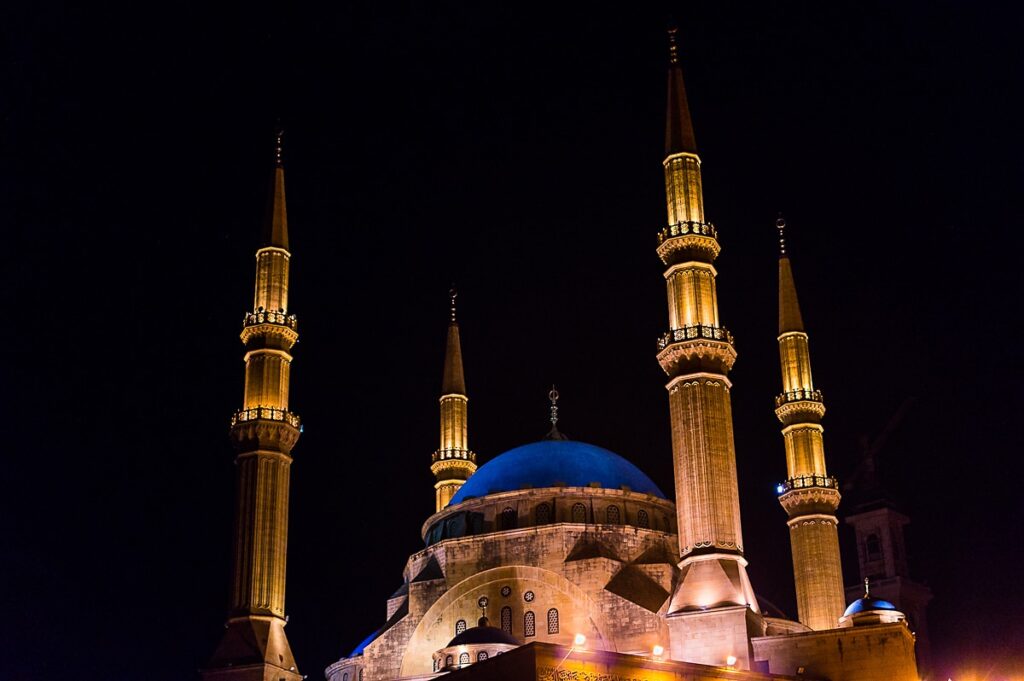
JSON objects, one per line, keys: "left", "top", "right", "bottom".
{"left": 4, "top": 2, "right": 1022, "bottom": 680}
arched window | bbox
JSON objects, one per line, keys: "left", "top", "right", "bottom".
{"left": 445, "top": 654, "right": 453, "bottom": 668}
{"left": 866, "top": 533, "right": 882, "bottom": 561}
{"left": 547, "top": 608, "right": 560, "bottom": 634}
{"left": 343, "top": 674, "right": 348, "bottom": 681}
{"left": 637, "top": 509, "right": 650, "bottom": 528}
{"left": 571, "top": 503, "right": 587, "bottom": 523}
{"left": 606, "top": 505, "right": 620, "bottom": 524}
{"left": 477, "top": 651, "right": 488, "bottom": 661}
{"left": 535, "top": 502, "right": 551, "bottom": 524}
{"left": 433, "top": 658, "right": 438, "bottom": 672}
{"left": 501, "top": 507, "right": 517, "bottom": 530}
{"left": 459, "top": 652, "right": 470, "bottom": 666}
{"left": 524, "top": 610, "right": 536, "bottom": 637}
{"left": 358, "top": 671, "right": 363, "bottom": 681}
{"left": 501, "top": 606, "right": 512, "bottom": 633}
{"left": 455, "top": 618, "right": 467, "bottom": 635}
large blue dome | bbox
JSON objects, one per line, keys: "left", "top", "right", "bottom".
{"left": 448, "top": 440, "right": 666, "bottom": 506}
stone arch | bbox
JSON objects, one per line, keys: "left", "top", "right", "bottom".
{"left": 398, "top": 565, "right": 614, "bottom": 677}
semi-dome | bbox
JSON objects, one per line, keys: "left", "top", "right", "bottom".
{"left": 448, "top": 440, "right": 666, "bottom": 506}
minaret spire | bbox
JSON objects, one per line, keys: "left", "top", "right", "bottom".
{"left": 431, "top": 288, "right": 476, "bottom": 512}
{"left": 656, "top": 29, "right": 759, "bottom": 668}
{"left": 203, "top": 134, "right": 302, "bottom": 681}
{"left": 774, "top": 219, "right": 846, "bottom": 631}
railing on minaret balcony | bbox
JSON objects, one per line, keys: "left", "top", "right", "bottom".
{"left": 656, "top": 220, "right": 718, "bottom": 245}
{"left": 775, "top": 388, "right": 824, "bottom": 408}
{"left": 243, "top": 309, "right": 298, "bottom": 331}
{"left": 657, "top": 323, "right": 734, "bottom": 350}
{"left": 432, "top": 448, "right": 476, "bottom": 464}
{"left": 231, "top": 407, "right": 302, "bottom": 429}
{"left": 776, "top": 474, "right": 839, "bottom": 495}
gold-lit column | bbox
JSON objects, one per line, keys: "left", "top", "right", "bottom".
{"left": 658, "top": 32, "right": 758, "bottom": 668}
{"left": 774, "top": 217, "right": 845, "bottom": 631}
{"left": 430, "top": 290, "right": 477, "bottom": 512}
{"left": 204, "top": 132, "right": 301, "bottom": 681}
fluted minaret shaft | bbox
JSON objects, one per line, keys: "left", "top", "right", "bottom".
{"left": 775, "top": 229, "right": 845, "bottom": 631}
{"left": 431, "top": 302, "right": 476, "bottom": 511}
{"left": 204, "top": 138, "right": 301, "bottom": 681}
{"left": 658, "top": 31, "right": 757, "bottom": 629}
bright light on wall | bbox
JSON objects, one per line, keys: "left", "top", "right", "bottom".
{"left": 652, "top": 645, "right": 665, "bottom": 658}
{"left": 573, "top": 633, "right": 587, "bottom": 647}
{"left": 726, "top": 655, "right": 737, "bottom": 667}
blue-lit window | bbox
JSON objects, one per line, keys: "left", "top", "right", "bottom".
{"left": 524, "top": 610, "right": 536, "bottom": 637}
{"left": 637, "top": 509, "right": 649, "bottom": 528}
{"left": 606, "top": 505, "right": 620, "bottom": 524}
{"left": 547, "top": 608, "right": 559, "bottom": 634}
{"left": 571, "top": 503, "right": 587, "bottom": 523}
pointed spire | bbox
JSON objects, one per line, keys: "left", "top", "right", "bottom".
{"left": 777, "top": 215, "right": 805, "bottom": 334}
{"left": 262, "top": 128, "right": 290, "bottom": 250}
{"left": 864, "top": 577, "right": 871, "bottom": 598}
{"left": 665, "top": 27, "right": 698, "bottom": 156}
{"left": 441, "top": 289, "right": 466, "bottom": 395}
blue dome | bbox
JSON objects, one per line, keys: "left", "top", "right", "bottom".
{"left": 349, "top": 629, "right": 380, "bottom": 657}
{"left": 448, "top": 440, "right": 666, "bottom": 506}
{"left": 843, "top": 596, "right": 897, "bottom": 617}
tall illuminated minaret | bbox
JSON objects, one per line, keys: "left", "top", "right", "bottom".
{"left": 773, "top": 216, "right": 846, "bottom": 631}
{"left": 657, "top": 30, "right": 760, "bottom": 667}
{"left": 430, "top": 289, "right": 476, "bottom": 511}
{"left": 203, "top": 131, "right": 302, "bottom": 681}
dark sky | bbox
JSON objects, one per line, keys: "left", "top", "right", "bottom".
{"left": 3, "top": 2, "right": 1022, "bottom": 680}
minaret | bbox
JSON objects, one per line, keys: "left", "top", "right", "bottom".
{"left": 657, "top": 29, "right": 760, "bottom": 667}
{"left": 430, "top": 288, "right": 476, "bottom": 511}
{"left": 773, "top": 216, "right": 846, "bottom": 631}
{"left": 203, "top": 130, "right": 301, "bottom": 681}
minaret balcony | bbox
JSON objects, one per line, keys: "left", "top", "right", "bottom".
{"left": 232, "top": 407, "right": 301, "bottom": 429}
{"left": 777, "top": 474, "right": 839, "bottom": 494}
{"left": 432, "top": 448, "right": 476, "bottom": 464}
{"left": 656, "top": 221, "right": 720, "bottom": 264}
{"left": 241, "top": 310, "right": 299, "bottom": 345}
{"left": 657, "top": 324, "right": 734, "bottom": 349}
{"left": 775, "top": 389, "right": 823, "bottom": 408}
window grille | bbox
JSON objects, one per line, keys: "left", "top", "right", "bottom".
{"left": 547, "top": 608, "right": 559, "bottom": 634}
{"left": 477, "top": 651, "right": 488, "bottom": 662}
{"left": 606, "top": 505, "right": 620, "bottom": 524}
{"left": 459, "top": 652, "right": 470, "bottom": 666}
{"left": 571, "top": 503, "right": 587, "bottom": 523}
{"left": 501, "top": 606, "right": 512, "bottom": 633}
{"left": 455, "top": 619, "right": 466, "bottom": 635}
{"left": 535, "top": 503, "right": 551, "bottom": 524}
{"left": 524, "top": 610, "right": 536, "bottom": 637}
{"left": 637, "top": 509, "right": 650, "bottom": 528}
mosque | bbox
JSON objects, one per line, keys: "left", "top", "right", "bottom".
{"left": 200, "top": 30, "right": 928, "bottom": 681}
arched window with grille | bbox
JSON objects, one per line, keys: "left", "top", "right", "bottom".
{"left": 358, "top": 671, "right": 363, "bottom": 681}
{"left": 606, "top": 505, "right": 620, "bottom": 524}
{"left": 571, "top": 503, "right": 587, "bottom": 523}
{"left": 501, "top": 507, "right": 517, "bottom": 530}
{"left": 445, "top": 654, "right": 453, "bottom": 668}
{"left": 535, "top": 502, "right": 551, "bottom": 524}
{"left": 459, "top": 652, "right": 470, "bottom": 666}
{"left": 455, "top": 618, "right": 467, "bottom": 635}
{"left": 524, "top": 610, "right": 536, "bottom": 637}
{"left": 547, "top": 608, "right": 559, "bottom": 634}
{"left": 500, "top": 606, "right": 512, "bottom": 633}
{"left": 477, "top": 651, "right": 488, "bottom": 662}
{"left": 637, "top": 509, "right": 649, "bottom": 528}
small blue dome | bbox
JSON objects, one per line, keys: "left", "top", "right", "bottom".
{"left": 349, "top": 629, "right": 380, "bottom": 657}
{"left": 448, "top": 440, "right": 666, "bottom": 506}
{"left": 843, "top": 596, "right": 897, "bottom": 617}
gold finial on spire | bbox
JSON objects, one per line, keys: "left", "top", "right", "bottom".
{"left": 668, "top": 27, "right": 679, "bottom": 65}
{"left": 274, "top": 128, "right": 284, "bottom": 167}
{"left": 449, "top": 285, "right": 458, "bottom": 323}
{"left": 777, "top": 213, "right": 787, "bottom": 257}
{"left": 549, "top": 385, "right": 560, "bottom": 427}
